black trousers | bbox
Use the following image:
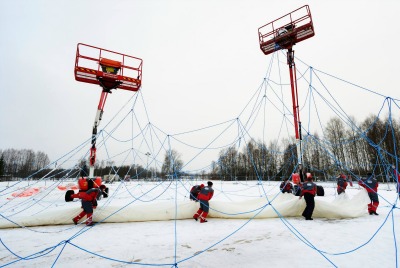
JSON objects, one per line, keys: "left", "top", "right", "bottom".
{"left": 199, "top": 199, "right": 210, "bottom": 213}
{"left": 302, "top": 193, "right": 315, "bottom": 219}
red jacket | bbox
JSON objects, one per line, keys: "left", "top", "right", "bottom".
{"left": 75, "top": 188, "right": 99, "bottom": 201}
{"left": 197, "top": 186, "right": 214, "bottom": 201}
{"left": 280, "top": 181, "right": 293, "bottom": 193}
{"left": 337, "top": 177, "right": 348, "bottom": 190}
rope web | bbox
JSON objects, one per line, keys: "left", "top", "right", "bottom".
{"left": 0, "top": 51, "right": 399, "bottom": 267}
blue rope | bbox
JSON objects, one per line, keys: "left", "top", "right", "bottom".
{"left": 2, "top": 51, "right": 400, "bottom": 267}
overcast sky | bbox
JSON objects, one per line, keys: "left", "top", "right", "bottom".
{"left": 1, "top": 0, "right": 399, "bottom": 170}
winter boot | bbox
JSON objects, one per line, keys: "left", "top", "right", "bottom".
{"left": 372, "top": 201, "right": 379, "bottom": 212}
{"left": 367, "top": 203, "right": 372, "bottom": 214}
{"left": 73, "top": 211, "right": 86, "bottom": 225}
{"left": 200, "top": 212, "right": 208, "bottom": 223}
{"left": 86, "top": 213, "right": 93, "bottom": 226}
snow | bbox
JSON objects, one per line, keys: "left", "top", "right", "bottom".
{"left": 0, "top": 180, "right": 399, "bottom": 267}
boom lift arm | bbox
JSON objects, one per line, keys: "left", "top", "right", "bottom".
{"left": 258, "top": 5, "right": 315, "bottom": 175}
{"left": 74, "top": 43, "right": 143, "bottom": 178}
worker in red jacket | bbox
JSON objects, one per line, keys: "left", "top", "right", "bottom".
{"left": 359, "top": 173, "right": 379, "bottom": 215}
{"left": 68, "top": 186, "right": 105, "bottom": 226}
{"left": 299, "top": 173, "right": 317, "bottom": 220}
{"left": 193, "top": 181, "right": 214, "bottom": 223}
{"left": 336, "top": 174, "right": 348, "bottom": 195}
{"left": 280, "top": 179, "right": 293, "bottom": 194}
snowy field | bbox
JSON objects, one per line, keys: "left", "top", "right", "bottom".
{"left": 0, "top": 180, "right": 399, "bottom": 268}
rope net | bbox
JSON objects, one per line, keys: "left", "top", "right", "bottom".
{"left": 0, "top": 51, "right": 399, "bottom": 267}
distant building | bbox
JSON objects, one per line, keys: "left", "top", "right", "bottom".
{"left": 103, "top": 174, "right": 120, "bottom": 184}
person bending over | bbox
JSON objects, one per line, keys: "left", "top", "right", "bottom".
{"left": 193, "top": 181, "right": 214, "bottom": 223}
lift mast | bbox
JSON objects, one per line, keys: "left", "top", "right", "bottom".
{"left": 258, "top": 5, "right": 315, "bottom": 170}
{"left": 74, "top": 43, "right": 143, "bottom": 178}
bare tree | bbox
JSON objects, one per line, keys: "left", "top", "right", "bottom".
{"left": 36, "top": 151, "right": 50, "bottom": 170}
{"left": 360, "top": 115, "right": 385, "bottom": 174}
{"left": 217, "top": 146, "right": 238, "bottom": 180}
{"left": 268, "top": 140, "right": 280, "bottom": 178}
{"left": 325, "top": 117, "right": 347, "bottom": 171}
{"left": 161, "top": 149, "right": 183, "bottom": 178}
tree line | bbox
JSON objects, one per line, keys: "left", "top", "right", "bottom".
{"left": 210, "top": 115, "right": 400, "bottom": 182}
{"left": 1, "top": 114, "right": 399, "bottom": 182}
{"left": 0, "top": 149, "right": 50, "bottom": 179}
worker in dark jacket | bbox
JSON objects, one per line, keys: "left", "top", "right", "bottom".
{"left": 193, "top": 181, "right": 214, "bottom": 223}
{"left": 190, "top": 184, "right": 204, "bottom": 201}
{"left": 336, "top": 174, "right": 348, "bottom": 195}
{"left": 280, "top": 179, "right": 293, "bottom": 194}
{"left": 299, "top": 173, "right": 317, "bottom": 220}
{"left": 359, "top": 173, "right": 379, "bottom": 215}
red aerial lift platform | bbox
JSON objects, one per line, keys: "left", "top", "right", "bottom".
{"left": 258, "top": 5, "right": 315, "bottom": 55}
{"left": 74, "top": 43, "right": 143, "bottom": 91}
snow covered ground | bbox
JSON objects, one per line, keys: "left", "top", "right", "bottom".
{"left": 0, "top": 180, "right": 399, "bottom": 267}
